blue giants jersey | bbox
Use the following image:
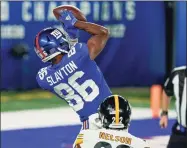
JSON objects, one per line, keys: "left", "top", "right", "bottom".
{"left": 36, "top": 43, "right": 112, "bottom": 121}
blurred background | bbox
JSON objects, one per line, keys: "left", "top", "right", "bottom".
{"left": 1, "top": 1, "right": 186, "bottom": 148}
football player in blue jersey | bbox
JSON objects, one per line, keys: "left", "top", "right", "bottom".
{"left": 34, "top": 10, "right": 111, "bottom": 146}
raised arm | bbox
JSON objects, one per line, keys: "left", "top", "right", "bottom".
{"left": 54, "top": 9, "right": 109, "bottom": 60}
{"left": 74, "top": 21, "right": 109, "bottom": 60}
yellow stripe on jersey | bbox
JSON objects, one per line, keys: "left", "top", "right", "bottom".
{"left": 77, "top": 134, "right": 83, "bottom": 138}
{"left": 114, "top": 95, "right": 119, "bottom": 124}
{"left": 77, "top": 135, "right": 83, "bottom": 137}
{"left": 75, "top": 138, "right": 83, "bottom": 145}
{"left": 75, "top": 134, "right": 84, "bottom": 145}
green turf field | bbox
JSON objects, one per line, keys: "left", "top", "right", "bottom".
{"left": 1, "top": 88, "right": 175, "bottom": 112}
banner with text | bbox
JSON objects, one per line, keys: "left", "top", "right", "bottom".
{"left": 1, "top": 1, "right": 166, "bottom": 89}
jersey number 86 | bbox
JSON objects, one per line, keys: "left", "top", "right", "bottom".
{"left": 54, "top": 71, "right": 99, "bottom": 111}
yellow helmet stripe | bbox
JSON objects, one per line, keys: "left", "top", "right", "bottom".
{"left": 114, "top": 95, "right": 119, "bottom": 124}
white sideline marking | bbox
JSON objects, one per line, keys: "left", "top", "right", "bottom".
{"left": 147, "top": 136, "right": 170, "bottom": 148}
{"left": 1, "top": 107, "right": 176, "bottom": 131}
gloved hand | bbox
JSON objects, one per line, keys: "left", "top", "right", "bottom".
{"left": 59, "top": 10, "right": 79, "bottom": 39}
{"left": 66, "top": 28, "right": 79, "bottom": 40}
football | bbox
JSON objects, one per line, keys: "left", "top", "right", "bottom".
{"left": 53, "top": 5, "right": 87, "bottom": 22}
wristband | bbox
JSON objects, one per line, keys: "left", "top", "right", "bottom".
{"left": 161, "top": 110, "right": 168, "bottom": 116}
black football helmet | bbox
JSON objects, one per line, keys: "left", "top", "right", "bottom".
{"left": 98, "top": 95, "right": 131, "bottom": 129}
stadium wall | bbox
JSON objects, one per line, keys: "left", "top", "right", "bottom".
{"left": 173, "top": 2, "right": 186, "bottom": 67}
{"left": 1, "top": 1, "right": 166, "bottom": 89}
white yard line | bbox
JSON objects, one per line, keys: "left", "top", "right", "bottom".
{"left": 1, "top": 107, "right": 177, "bottom": 131}
{"left": 147, "top": 136, "right": 170, "bottom": 148}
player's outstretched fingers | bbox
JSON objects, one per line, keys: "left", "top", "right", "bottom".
{"left": 159, "top": 116, "right": 168, "bottom": 128}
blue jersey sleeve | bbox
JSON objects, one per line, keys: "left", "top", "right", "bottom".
{"left": 74, "top": 43, "right": 90, "bottom": 59}
{"left": 36, "top": 75, "right": 46, "bottom": 90}
{"left": 36, "top": 67, "right": 49, "bottom": 90}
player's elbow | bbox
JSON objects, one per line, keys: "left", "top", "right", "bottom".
{"left": 101, "top": 27, "right": 110, "bottom": 38}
